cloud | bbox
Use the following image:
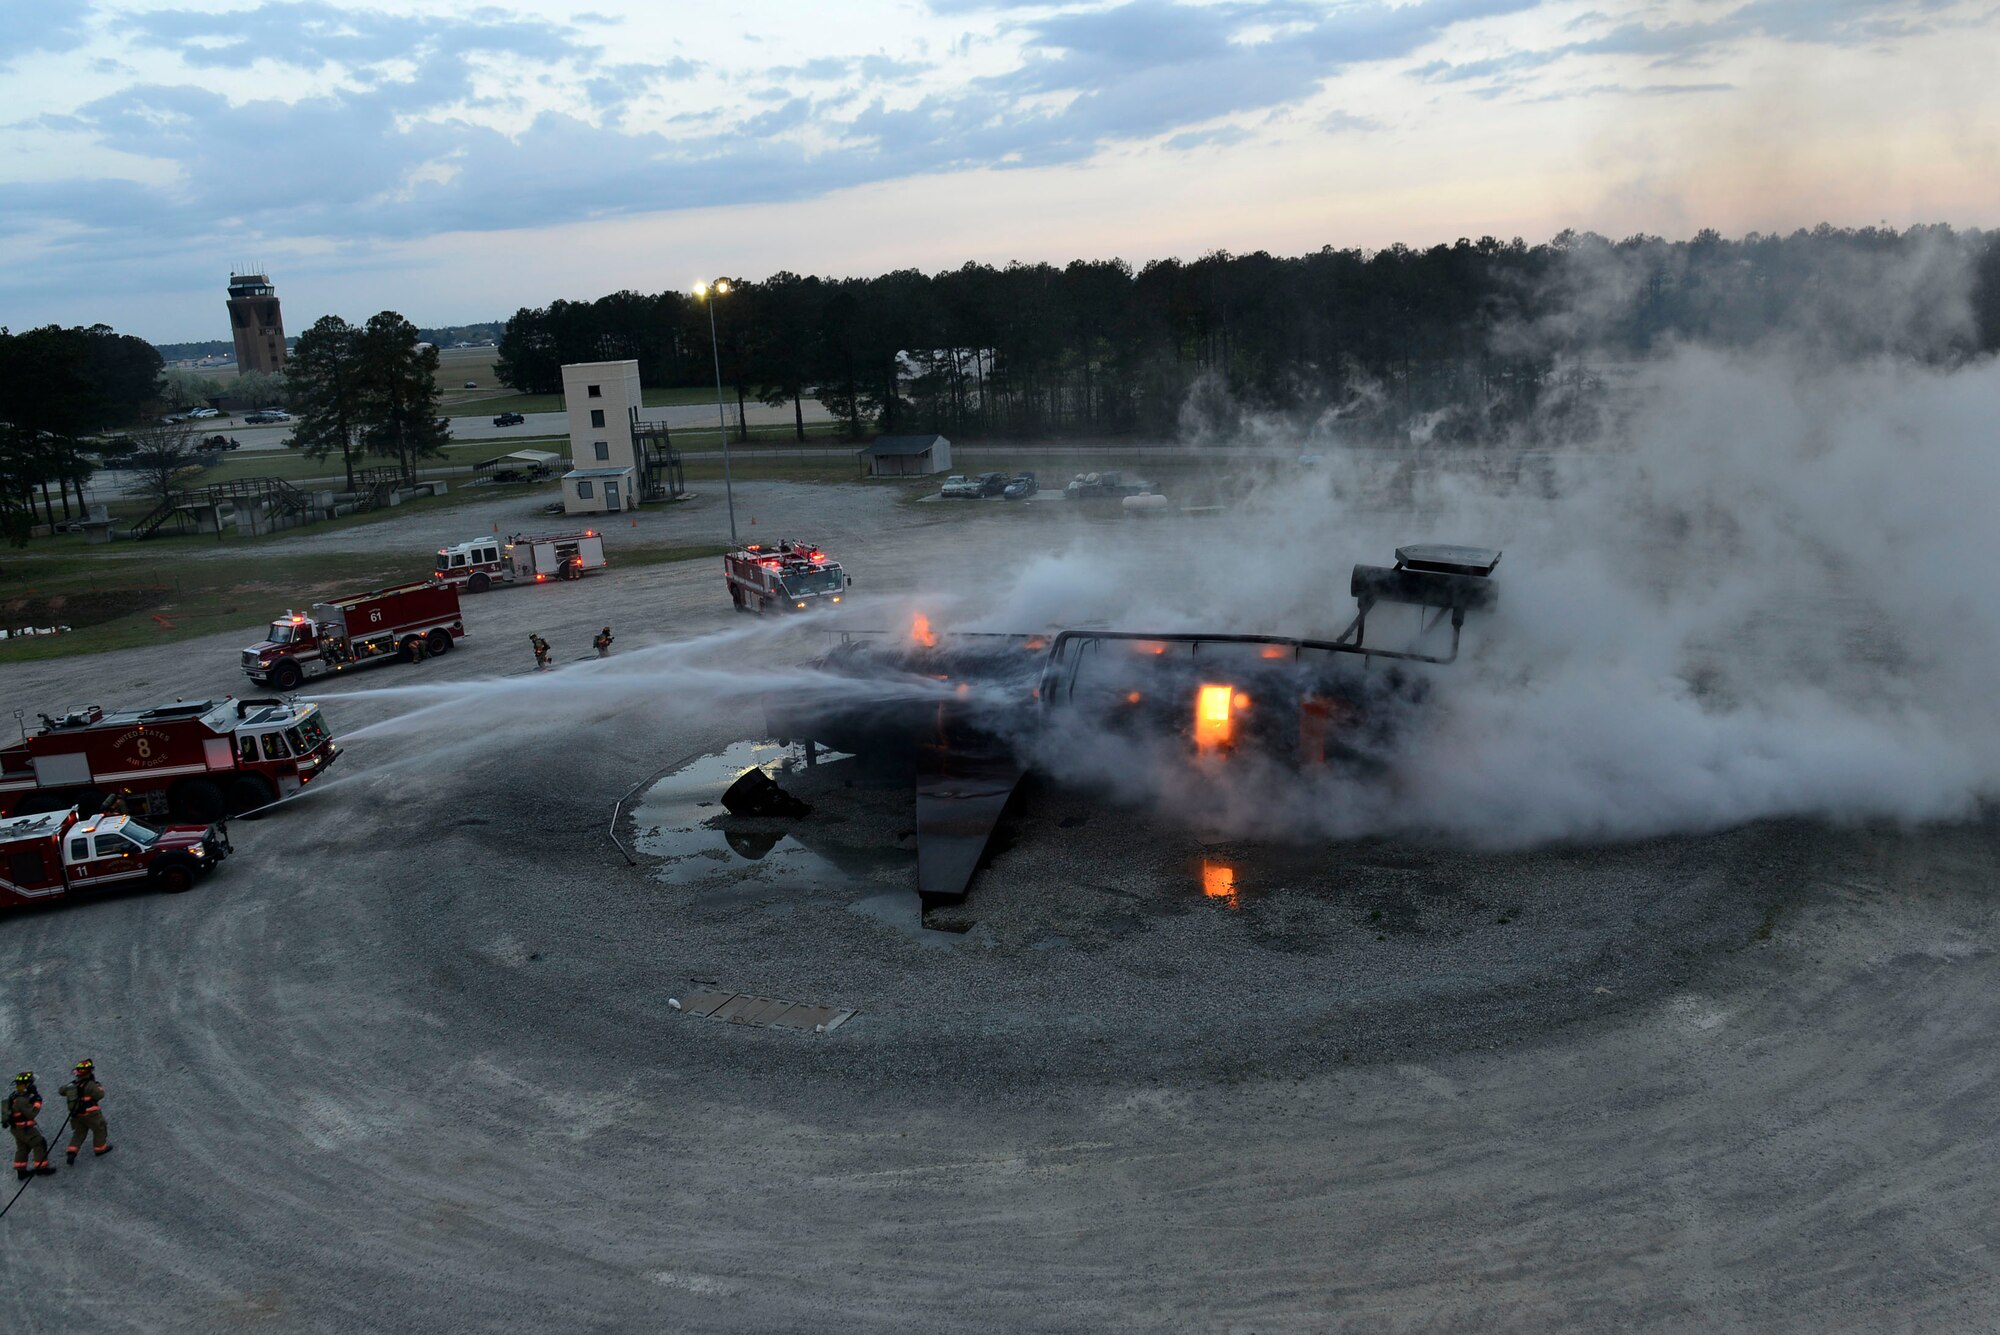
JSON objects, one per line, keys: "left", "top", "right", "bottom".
{"left": 129, "top": 0, "right": 597, "bottom": 72}
{"left": 4, "top": 0, "right": 1985, "bottom": 329}
{"left": 1, "top": 0, "right": 94, "bottom": 66}
{"left": 15, "top": 0, "right": 1546, "bottom": 264}
{"left": 1419, "top": 0, "right": 1976, "bottom": 90}
{"left": 1165, "top": 125, "right": 1256, "bottom": 151}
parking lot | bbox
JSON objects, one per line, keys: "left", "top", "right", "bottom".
{"left": 0, "top": 474, "right": 1995, "bottom": 1331}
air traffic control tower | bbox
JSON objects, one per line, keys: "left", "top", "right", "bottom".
{"left": 225, "top": 271, "right": 287, "bottom": 373}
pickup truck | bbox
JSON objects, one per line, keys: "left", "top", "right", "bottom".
{"left": 493, "top": 411, "right": 526, "bottom": 427}
{"left": 0, "top": 808, "right": 230, "bottom": 908}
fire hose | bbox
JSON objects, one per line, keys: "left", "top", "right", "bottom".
{"left": 0, "top": 1111, "right": 71, "bottom": 1220}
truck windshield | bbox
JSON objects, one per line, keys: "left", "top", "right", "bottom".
{"left": 294, "top": 712, "right": 331, "bottom": 750}
{"left": 267, "top": 622, "right": 302, "bottom": 644}
{"left": 121, "top": 823, "right": 160, "bottom": 847}
{"left": 782, "top": 567, "right": 845, "bottom": 597}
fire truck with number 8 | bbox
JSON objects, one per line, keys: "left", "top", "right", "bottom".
{"left": 0, "top": 698, "right": 338, "bottom": 823}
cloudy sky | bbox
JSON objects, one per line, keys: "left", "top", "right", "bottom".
{"left": 4, "top": 0, "right": 1994, "bottom": 342}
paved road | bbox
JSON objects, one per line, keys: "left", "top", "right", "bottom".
{"left": 0, "top": 479, "right": 1995, "bottom": 1330}
{"left": 189, "top": 399, "right": 835, "bottom": 456}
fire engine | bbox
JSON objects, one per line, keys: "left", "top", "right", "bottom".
{"left": 0, "top": 697, "right": 338, "bottom": 822}
{"left": 242, "top": 582, "right": 464, "bottom": 690}
{"left": 724, "top": 540, "right": 850, "bottom": 613}
{"left": 433, "top": 531, "right": 607, "bottom": 591}
{"left": 0, "top": 807, "right": 231, "bottom": 909}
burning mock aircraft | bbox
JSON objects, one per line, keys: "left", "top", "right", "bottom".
{"left": 765, "top": 545, "right": 1500, "bottom": 905}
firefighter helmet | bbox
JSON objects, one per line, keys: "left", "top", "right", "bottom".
{"left": 12, "top": 1072, "right": 31, "bottom": 1085}
{"left": 72, "top": 1059, "right": 93, "bottom": 1076}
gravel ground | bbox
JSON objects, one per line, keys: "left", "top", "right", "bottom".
{"left": 0, "top": 479, "right": 1995, "bottom": 1331}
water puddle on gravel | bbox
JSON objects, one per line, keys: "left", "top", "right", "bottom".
{"left": 630, "top": 741, "right": 857, "bottom": 888}
{"left": 632, "top": 741, "right": 971, "bottom": 946}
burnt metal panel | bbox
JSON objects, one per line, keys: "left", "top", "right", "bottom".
{"left": 915, "top": 743, "right": 1024, "bottom": 904}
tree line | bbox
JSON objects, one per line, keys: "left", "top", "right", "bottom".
{"left": 0, "top": 324, "right": 162, "bottom": 544}
{"left": 497, "top": 225, "right": 2000, "bottom": 446}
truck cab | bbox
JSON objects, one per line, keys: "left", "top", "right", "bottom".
{"left": 0, "top": 808, "right": 230, "bottom": 909}
{"left": 435, "top": 537, "right": 507, "bottom": 592}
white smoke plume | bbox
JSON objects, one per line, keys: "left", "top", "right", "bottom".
{"left": 956, "top": 343, "right": 2000, "bottom": 847}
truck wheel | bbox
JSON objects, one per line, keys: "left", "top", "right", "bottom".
{"left": 468, "top": 573, "right": 490, "bottom": 593}
{"left": 169, "top": 779, "right": 224, "bottom": 824}
{"left": 226, "top": 774, "right": 276, "bottom": 816}
{"left": 426, "top": 628, "right": 452, "bottom": 656}
{"left": 271, "top": 660, "right": 303, "bottom": 691}
{"left": 155, "top": 861, "right": 196, "bottom": 894}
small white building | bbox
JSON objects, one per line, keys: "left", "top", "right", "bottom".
{"left": 560, "top": 360, "right": 645, "bottom": 515}
{"left": 859, "top": 434, "right": 952, "bottom": 477}
{"left": 561, "top": 466, "right": 636, "bottom": 514}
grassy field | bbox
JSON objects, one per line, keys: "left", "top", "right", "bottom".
{"left": 98, "top": 474, "right": 566, "bottom": 529}
{"left": 182, "top": 439, "right": 553, "bottom": 488}
{"left": 462, "top": 386, "right": 748, "bottom": 415}
{"left": 0, "top": 536, "right": 727, "bottom": 662}
{"left": 178, "top": 423, "right": 855, "bottom": 490}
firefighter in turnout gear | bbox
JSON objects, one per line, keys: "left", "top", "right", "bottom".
{"left": 60, "top": 1060, "right": 111, "bottom": 1165}
{"left": 593, "top": 625, "right": 614, "bottom": 658}
{"left": 5, "top": 1072, "right": 55, "bottom": 1179}
{"left": 530, "top": 633, "right": 551, "bottom": 671}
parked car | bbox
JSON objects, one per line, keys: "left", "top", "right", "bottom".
{"left": 1002, "top": 472, "right": 1037, "bottom": 499}
{"left": 244, "top": 410, "right": 289, "bottom": 424}
{"left": 493, "top": 411, "right": 525, "bottom": 427}
{"left": 188, "top": 407, "right": 222, "bottom": 419}
{"left": 200, "top": 434, "right": 241, "bottom": 451}
{"left": 463, "top": 381, "right": 478, "bottom": 389}
{"left": 939, "top": 474, "right": 979, "bottom": 498}
{"left": 974, "top": 471, "right": 1008, "bottom": 497}
{"left": 1064, "top": 470, "right": 1155, "bottom": 501}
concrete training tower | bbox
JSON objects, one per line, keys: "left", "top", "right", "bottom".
{"left": 226, "top": 271, "right": 287, "bottom": 374}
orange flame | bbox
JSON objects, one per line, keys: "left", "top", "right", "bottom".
{"left": 1201, "top": 859, "right": 1239, "bottom": 907}
{"left": 1195, "top": 683, "right": 1234, "bottom": 752}
{"left": 912, "top": 612, "right": 937, "bottom": 647}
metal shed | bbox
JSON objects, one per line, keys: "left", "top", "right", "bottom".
{"left": 858, "top": 435, "right": 952, "bottom": 477}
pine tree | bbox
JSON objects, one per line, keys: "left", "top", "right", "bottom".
{"left": 285, "top": 316, "right": 365, "bottom": 492}
{"left": 357, "top": 313, "right": 450, "bottom": 483}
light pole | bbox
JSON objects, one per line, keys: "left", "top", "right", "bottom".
{"left": 693, "top": 279, "right": 737, "bottom": 545}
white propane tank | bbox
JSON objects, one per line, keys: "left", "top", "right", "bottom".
{"left": 1122, "top": 493, "right": 1170, "bottom": 515}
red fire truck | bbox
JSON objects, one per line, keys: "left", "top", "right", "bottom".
{"left": 432, "top": 531, "right": 607, "bottom": 591}
{"left": 0, "top": 697, "right": 338, "bottom": 822}
{"left": 0, "top": 808, "right": 231, "bottom": 909}
{"left": 724, "top": 540, "right": 850, "bottom": 613}
{"left": 242, "top": 581, "right": 464, "bottom": 689}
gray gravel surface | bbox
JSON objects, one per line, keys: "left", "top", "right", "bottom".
{"left": 1, "top": 480, "right": 1996, "bottom": 1331}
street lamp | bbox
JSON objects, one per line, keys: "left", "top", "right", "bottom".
{"left": 693, "top": 279, "right": 737, "bottom": 545}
